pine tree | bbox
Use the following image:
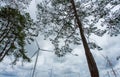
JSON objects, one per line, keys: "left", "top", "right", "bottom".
{"left": 36, "top": 0, "right": 119, "bottom": 77}
{"left": 0, "top": 6, "right": 38, "bottom": 63}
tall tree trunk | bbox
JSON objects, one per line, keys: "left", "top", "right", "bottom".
{"left": 70, "top": 0, "right": 99, "bottom": 77}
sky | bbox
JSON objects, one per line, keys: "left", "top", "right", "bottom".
{"left": 0, "top": 0, "right": 120, "bottom": 77}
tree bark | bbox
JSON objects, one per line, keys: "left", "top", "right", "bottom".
{"left": 70, "top": 0, "right": 99, "bottom": 77}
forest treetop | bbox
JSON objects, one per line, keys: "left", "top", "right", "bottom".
{"left": 36, "top": 0, "right": 120, "bottom": 57}
{"left": 0, "top": 0, "right": 39, "bottom": 63}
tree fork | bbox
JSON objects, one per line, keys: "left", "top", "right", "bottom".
{"left": 70, "top": 0, "right": 99, "bottom": 77}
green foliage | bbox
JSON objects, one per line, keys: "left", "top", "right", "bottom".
{"left": 90, "top": 0, "right": 120, "bottom": 36}
{"left": 0, "top": 0, "right": 32, "bottom": 10}
{"left": 0, "top": 6, "right": 38, "bottom": 63}
{"left": 36, "top": 0, "right": 120, "bottom": 57}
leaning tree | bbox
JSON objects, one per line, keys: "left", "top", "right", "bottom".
{"left": 36, "top": 0, "right": 120, "bottom": 77}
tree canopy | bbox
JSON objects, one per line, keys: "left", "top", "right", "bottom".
{"left": 36, "top": 0, "right": 120, "bottom": 56}
{"left": 0, "top": 0, "right": 120, "bottom": 76}
{"left": 36, "top": 0, "right": 120, "bottom": 77}
{"left": 0, "top": 6, "right": 38, "bottom": 63}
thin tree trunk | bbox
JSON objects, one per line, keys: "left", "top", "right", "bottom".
{"left": 70, "top": 0, "right": 99, "bottom": 77}
{"left": 0, "top": 37, "right": 16, "bottom": 61}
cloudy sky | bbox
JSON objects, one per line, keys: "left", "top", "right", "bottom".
{"left": 0, "top": 0, "right": 120, "bottom": 77}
